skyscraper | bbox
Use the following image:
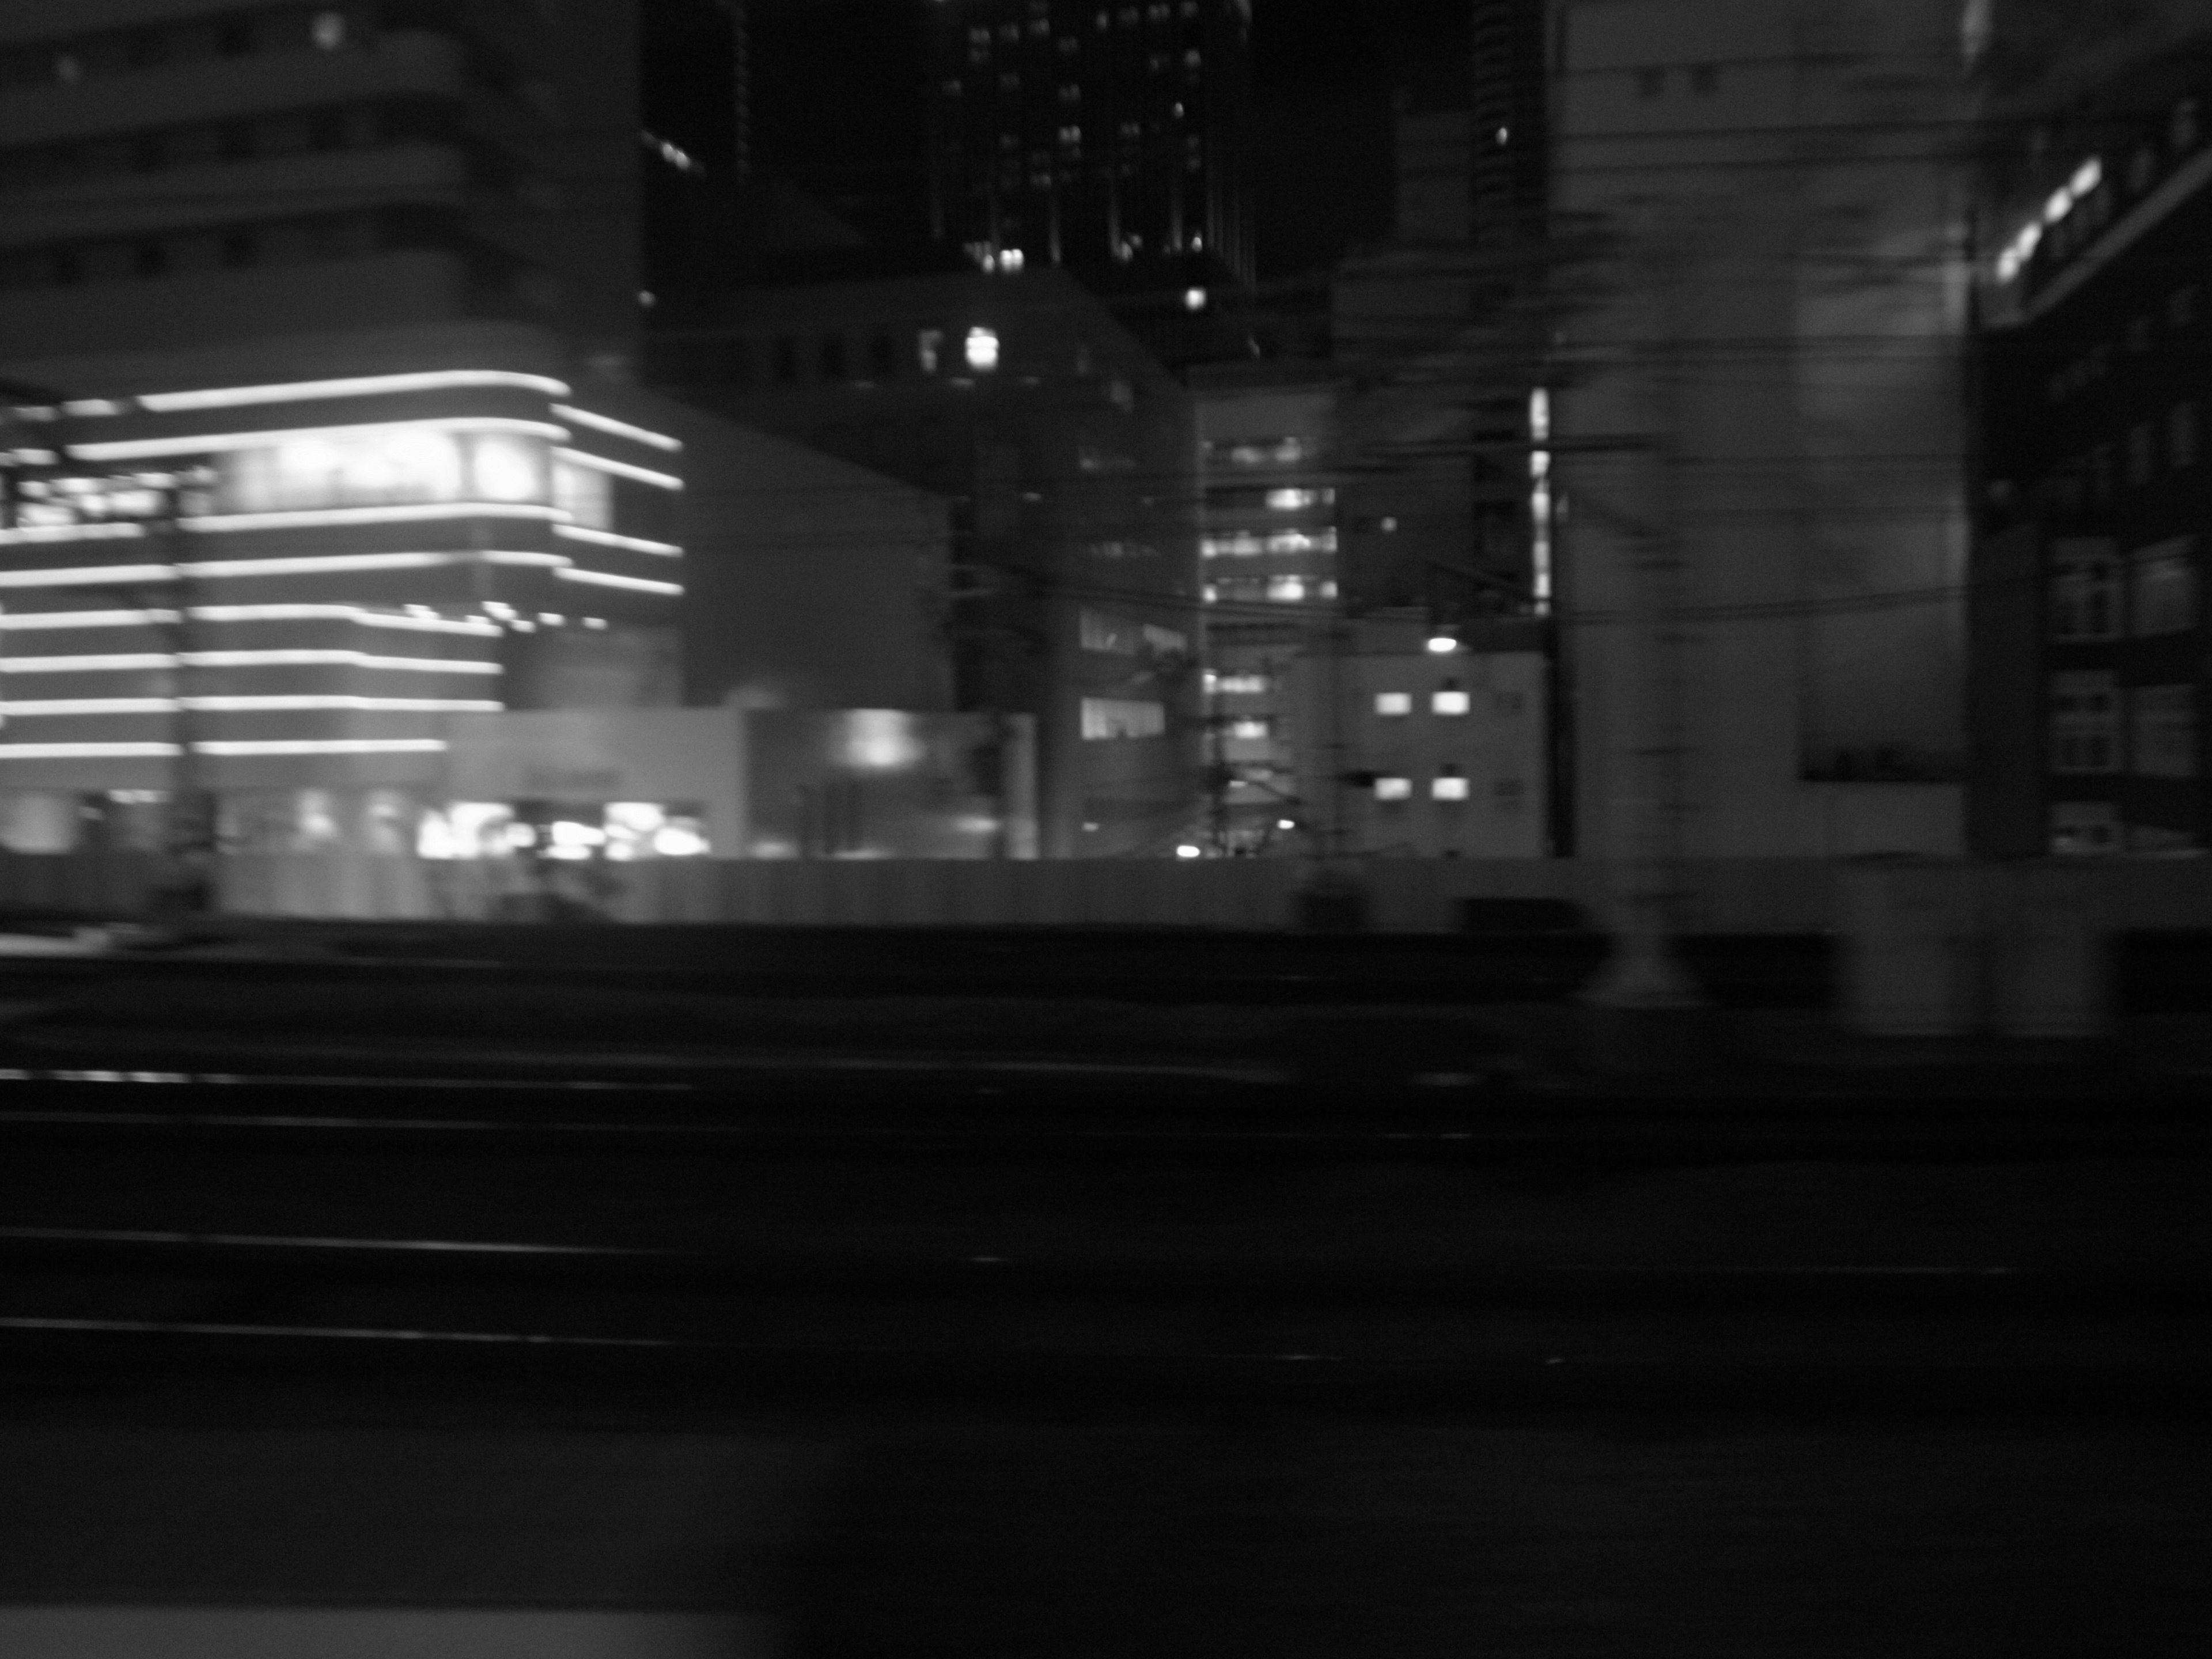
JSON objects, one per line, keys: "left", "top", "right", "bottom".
{"left": 923, "top": 0, "right": 1252, "bottom": 289}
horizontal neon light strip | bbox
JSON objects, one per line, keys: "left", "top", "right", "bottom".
{"left": 0, "top": 650, "right": 499, "bottom": 674}
{"left": 70, "top": 418, "right": 566, "bottom": 462}
{"left": 183, "top": 502, "right": 562, "bottom": 533}
{"left": 0, "top": 551, "right": 574, "bottom": 588}
{"left": 183, "top": 551, "right": 458, "bottom": 578}
{"left": 552, "top": 404, "right": 683, "bottom": 452}
{"left": 0, "top": 741, "right": 180, "bottom": 758}
{"left": 0, "top": 608, "right": 175, "bottom": 630}
{"left": 188, "top": 604, "right": 500, "bottom": 636}
{"left": 136, "top": 370, "right": 568, "bottom": 413}
{"left": 0, "top": 697, "right": 502, "bottom": 716}
{"left": 0, "top": 522, "right": 147, "bottom": 546}
{"left": 0, "top": 605, "right": 492, "bottom": 636}
{"left": 556, "top": 567, "right": 683, "bottom": 596}
{"left": 554, "top": 525, "right": 681, "bottom": 556}
{"left": 554, "top": 447, "right": 682, "bottom": 490}
{"left": 194, "top": 738, "right": 449, "bottom": 756}
{"left": 0, "top": 563, "right": 177, "bottom": 590}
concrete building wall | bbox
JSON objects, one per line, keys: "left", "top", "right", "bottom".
{"left": 1550, "top": 0, "right": 1969, "bottom": 860}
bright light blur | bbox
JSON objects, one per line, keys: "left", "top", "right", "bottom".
{"left": 964, "top": 327, "right": 1000, "bottom": 371}
{"left": 1426, "top": 634, "right": 1458, "bottom": 654}
{"left": 471, "top": 437, "right": 545, "bottom": 502}
{"left": 652, "top": 821, "right": 709, "bottom": 857}
{"left": 842, "top": 709, "right": 925, "bottom": 770}
{"left": 1183, "top": 287, "right": 1206, "bottom": 312}
{"left": 1175, "top": 843, "right": 1203, "bottom": 859}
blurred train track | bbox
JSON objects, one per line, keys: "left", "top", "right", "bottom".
{"left": 2, "top": 1067, "right": 2208, "bottom": 1417}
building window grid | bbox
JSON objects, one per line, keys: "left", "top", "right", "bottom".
{"left": 2051, "top": 671, "right": 2123, "bottom": 775}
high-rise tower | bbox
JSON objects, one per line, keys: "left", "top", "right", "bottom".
{"left": 924, "top": 0, "right": 1252, "bottom": 290}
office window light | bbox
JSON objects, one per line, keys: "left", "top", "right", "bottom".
{"left": 964, "top": 327, "right": 1001, "bottom": 370}
{"left": 1374, "top": 692, "right": 1411, "bottom": 717}
{"left": 1432, "top": 774, "right": 1471, "bottom": 801}
{"left": 1433, "top": 690, "right": 1471, "bottom": 715}
{"left": 1373, "top": 776, "right": 1412, "bottom": 801}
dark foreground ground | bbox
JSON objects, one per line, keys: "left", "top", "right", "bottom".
{"left": 2, "top": 919, "right": 2209, "bottom": 1654}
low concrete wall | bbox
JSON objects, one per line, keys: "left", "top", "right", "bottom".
{"left": 6, "top": 851, "right": 2211, "bottom": 938}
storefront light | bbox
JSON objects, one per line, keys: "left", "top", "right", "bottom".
{"left": 471, "top": 436, "right": 545, "bottom": 502}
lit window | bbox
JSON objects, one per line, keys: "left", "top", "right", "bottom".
{"left": 1214, "top": 673, "right": 1270, "bottom": 695}
{"left": 1266, "top": 577, "right": 1305, "bottom": 601}
{"left": 1432, "top": 775, "right": 1470, "bottom": 801}
{"left": 1228, "top": 718, "right": 1270, "bottom": 740}
{"left": 1374, "top": 692, "right": 1411, "bottom": 717}
{"left": 2051, "top": 671, "right": 2120, "bottom": 774}
{"left": 917, "top": 328, "right": 944, "bottom": 373}
{"left": 1432, "top": 690, "right": 1471, "bottom": 715}
{"left": 964, "top": 326, "right": 1000, "bottom": 370}
{"left": 1201, "top": 532, "right": 1262, "bottom": 558}
{"left": 312, "top": 10, "right": 346, "bottom": 49}
{"left": 1081, "top": 696, "right": 1166, "bottom": 739}
{"left": 2134, "top": 684, "right": 2198, "bottom": 778}
{"left": 1184, "top": 286, "right": 1206, "bottom": 311}
{"left": 1373, "top": 776, "right": 1411, "bottom": 801}
{"left": 1264, "top": 487, "right": 1332, "bottom": 510}
{"left": 471, "top": 436, "right": 544, "bottom": 502}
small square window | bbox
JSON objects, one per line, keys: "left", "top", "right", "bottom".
{"left": 1374, "top": 692, "right": 1411, "bottom": 717}
{"left": 1432, "top": 690, "right": 1471, "bottom": 715}
{"left": 1373, "top": 776, "right": 1411, "bottom": 801}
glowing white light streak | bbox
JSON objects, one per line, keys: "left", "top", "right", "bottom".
{"left": 552, "top": 406, "right": 682, "bottom": 452}
{"left": 555, "top": 568, "right": 682, "bottom": 596}
{"left": 0, "top": 699, "right": 174, "bottom": 715}
{"left": 60, "top": 399, "right": 129, "bottom": 417}
{"left": 135, "top": 370, "right": 569, "bottom": 413}
{"left": 0, "top": 522, "right": 148, "bottom": 546}
{"left": 194, "top": 738, "right": 450, "bottom": 756}
{"left": 188, "top": 605, "right": 499, "bottom": 636}
{"left": 0, "top": 563, "right": 175, "bottom": 590}
{"left": 66, "top": 418, "right": 565, "bottom": 463}
{"left": 182, "top": 551, "right": 457, "bottom": 578}
{"left": 554, "top": 525, "right": 681, "bottom": 556}
{"left": 0, "top": 609, "right": 175, "bottom": 631}
{"left": 0, "top": 649, "right": 499, "bottom": 675}
{"left": 184, "top": 696, "right": 503, "bottom": 713}
{"left": 480, "top": 550, "right": 571, "bottom": 568}
{"left": 0, "top": 741, "right": 180, "bottom": 758}
{"left": 552, "top": 447, "right": 683, "bottom": 490}
{"left": 183, "top": 502, "right": 563, "bottom": 533}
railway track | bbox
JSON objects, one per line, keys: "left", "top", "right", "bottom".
{"left": 2, "top": 1065, "right": 2207, "bottom": 1417}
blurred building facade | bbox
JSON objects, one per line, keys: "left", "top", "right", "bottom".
{"left": 1548, "top": 0, "right": 1971, "bottom": 861}
{"left": 645, "top": 266, "right": 1203, "bottom": 857}
{"left": 1969, "top": 11, "right": 2212, "bottom": 856}
{"left": 1287, "top": 612, "right": 1547, "bottom": 859}
{"left": 923, "top": 0, "right": 1254, "bottom": 292}
{"left": 1188, "top": 366, "right": 1336, "bottom": 851}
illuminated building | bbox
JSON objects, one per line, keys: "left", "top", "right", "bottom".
{"left": 1188, "top": 366, "right": 1336, "bottom": 851}
{"left": 0, "top": 365, "right": 688, "bottom": 852}
{"left": 1286, "top": 612, "right": 1545, "bottom": 859}
{"left": 1969, "top": 15, "right": 2212, "bottom": 855}
{"left": 923, "top": 0, "right": 1253, "bottom": 290}
{"left": 648, "top": 266, "right": 1202, "bottom": 858}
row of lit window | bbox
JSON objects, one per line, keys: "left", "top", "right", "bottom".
{"left": 1202, "top": 437, "right": 1309, "bottom": 468}
{"left": 1080, "top": 696, "right": 1166, "bottom": 740}
{"left": 1204, "top": 577, "right": 1336, "bottom": 604}
{"left": 1372, "top": 768, "right": 1518, "bottom": 804}
{"left": 961, "top": 5, "right": 1200, "bottom": 49}
{"left": 1205, "top": 672, "right": 1271, "bottom": 694}
{"left": 2049, "top": 540, "right": 2195, "bottom": 641}
{"left": 1374, "top": 690, "right": 1527, "bottom": 718}
{"left": 2050, "top": 674, "right": 2195, "bottom": 778}
{"left": 2044, "top": 290, "right": 2200, "bottom": 403}
{"left": 2005, "top": 99, "right": 2202, "bottom": 282}
{"left": 0, "top": 207, "right": 531, "bottom": 297}
{"left": 1201, "top": 529, "right": 1336, "bottom": 558}
{"left": 0, "top": 6, "right": 350, "bottom": 90}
